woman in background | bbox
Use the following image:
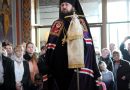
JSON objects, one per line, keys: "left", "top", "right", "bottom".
{"left": 112, "top": 50, "right": 130, "bottom": 90}
{"left": 23, "top": 42, "right": 39, "bottom": 86}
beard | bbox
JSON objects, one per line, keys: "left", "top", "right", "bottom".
{"left": 61, "top": 8, "right": 73, "bottom": 14}
{"left": 59, "top": 8, "right": 74, "bottom": 19}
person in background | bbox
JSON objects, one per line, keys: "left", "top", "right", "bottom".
{"left": 0, "top": 41, "right": 14, "bottom": 90}
{"left": 120, "top": 36, "right": 130, "bottom": 62}
{"left": 37, "top": 46, "right": 48, "bottom": 90}
{"left": 5, "top": 42, "right": 14, "bottom": 58}
{"left": 112, "top": 49, "right": 130, "bottom": 90}
{"left": 109, "top": 43, "right": 116, "bottom": 57}
{"left": 39, "top": 46, "right": 47, "bottom": 56}
{"left": 11, "top": 45, "right": 31, "bottom": 90}
{"left": 98, "top": 61, "right": 115, "bottom": 90}
{"left": 2, "top": 47, "right": 7, "bottom": 56}
{"left": 2, "top": 41, "right": 14, "bottom": 58}
{"left": 95, "top": 48, "right": 101, "bottom": 65}
{"left": 23, "top": 42, "right": 39, "bottom": 87}
{"left": 100, "top": 48, "right": 114, "bottom": 72}
{"left": 45, "top": 0, "right": 101, "bottom": 90}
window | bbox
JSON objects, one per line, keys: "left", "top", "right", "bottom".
{"left": 81, "top": 0, "right": 102, "bottom": 23}
{"left": 107, "top": 0, "right": 128, "bottom": 22}
{"left": 107, "top": 0, "right": 130, "bottom": 47}
{"left": 107, "top": 23, "right": 129, "bottom": 47}
{"left": 90, "top": 26, "right": 101, "bottom": 50}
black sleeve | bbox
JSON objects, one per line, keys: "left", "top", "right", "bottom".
{"left": 37, "top": 56, "right": 48, "bottom": 75}
{"left": 120, "top": 43, "right": 125, "bottom": 54}
{"left": 21, "top": 61, "right": 31, "bottom": 90}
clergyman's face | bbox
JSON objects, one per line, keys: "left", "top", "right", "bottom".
{"left": 60, "top": 2, "right": 73, "bottom": 14}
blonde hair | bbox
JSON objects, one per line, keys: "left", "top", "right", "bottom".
{"left": 112, "top": 49, "right": 122, "bottom": 59}
{"left": 14, "top": 45, "right": 24, "bottom": 53}
{"left": 101, "top": 48, "right": 110, "bottom": 53}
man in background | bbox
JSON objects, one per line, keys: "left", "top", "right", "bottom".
{"left": 0, "top": 41, "right": 15, "bottom": 90}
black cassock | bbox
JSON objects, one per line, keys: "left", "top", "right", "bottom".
{"left": 45, "top": 17, "right": 101, "bottom": 90}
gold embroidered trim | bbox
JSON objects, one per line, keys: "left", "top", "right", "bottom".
{"left": 67, "top": 35, "right": 83, "bottom": 41}
{"left": 68, "top": 64, "right": 85, "bottom": 68}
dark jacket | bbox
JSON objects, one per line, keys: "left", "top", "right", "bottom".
{"left": 37, "top": 54, "right": 48, "bottom": 90}
{"left": 38, "top": 54, "right": 48, "bottom": 76}
{"left": 2, "top": 55, "right": 15, "bottom": 90}
{"left": 23, "top": 52, "right": 33, "bottom": 61}
{"left": 113, "top": 59, "right": 130, "bottom": 90}
{"left": 11, "top": 60, "right": 31, "bottom": 90}
{"left": 100, "top": 56, "right": 114, "bottom": 72}
{"left": 120, "top": 43, "right": 130, "bottom": 62}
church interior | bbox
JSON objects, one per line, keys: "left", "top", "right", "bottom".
{"left": 0, "top": 0, "right": 130, "bottom": 52}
